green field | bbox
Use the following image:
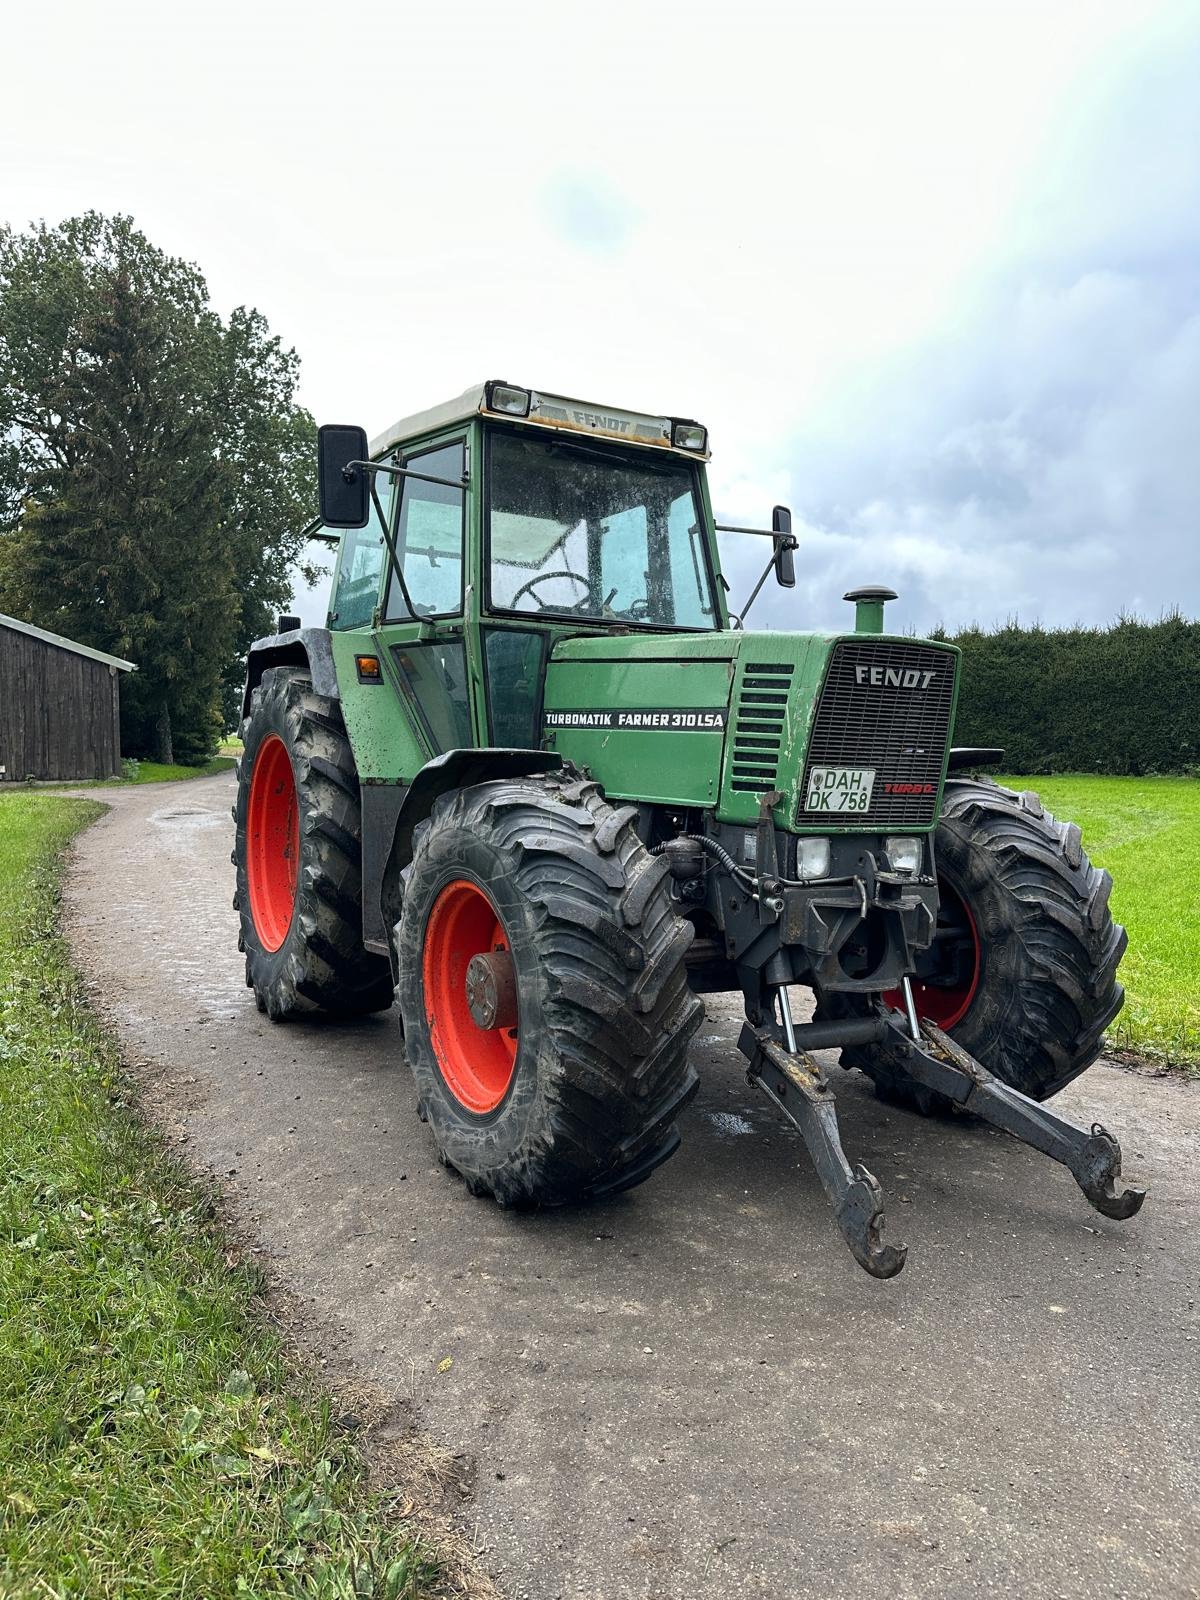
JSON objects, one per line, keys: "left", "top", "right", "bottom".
{"left": 998, "top": 775, "right": 1199, "bottom": 1067}
{"left": 0, "top": 794, "right": 435, "bottom": 1599}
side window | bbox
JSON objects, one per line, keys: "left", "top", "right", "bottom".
{"left": 329, "top": 456, "right": 395, "bottom": 630}
{"left": 484, "top": 628, "right": 547, "bottom": 748}
{"left": 384, "top": 441, "right": 465, "bottom": 619}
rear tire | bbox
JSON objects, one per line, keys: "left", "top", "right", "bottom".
{"left": 842, "top": 776, "right": 1126, "bottom": 1106}
{"left": 233, "top": 668, "right": 394, "bottom": 1021}
{"left": 396, "top": 770, "right": 703, "bottom": 1205}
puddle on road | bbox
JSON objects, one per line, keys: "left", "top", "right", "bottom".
{"left": 151, "top": 808, "right": 224, "bottom": 829}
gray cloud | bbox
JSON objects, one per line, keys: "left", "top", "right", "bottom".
{"left": 737, "top": 15, "right": 1200, "bottom": 638}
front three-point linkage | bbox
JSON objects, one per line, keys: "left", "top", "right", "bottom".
{"left": 739, "top": 1016, "right": 908, "bottom": 1278}
{"left": 880, "top": 1014, "right": 1146, "bottom": 1222}
{"left": 739, "top": 1002, "right": 1145, "bottom": 1280}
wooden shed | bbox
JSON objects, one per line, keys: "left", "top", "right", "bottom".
{"left": 0, "top": 613, "right": 136, "bottom": 782}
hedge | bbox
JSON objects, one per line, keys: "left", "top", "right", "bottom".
{"left": 930, "top": 614, "right": 1200, "bottom": 776}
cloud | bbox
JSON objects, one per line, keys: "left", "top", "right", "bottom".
{"left": 539, "top": 169, "right": 641, "bottom": 255}
{"left": 733, "top": 11, "right": 1200, "bottom": 637}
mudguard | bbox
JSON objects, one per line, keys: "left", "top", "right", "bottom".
{"left": 241, "top": 627, "right": 339, "bottom": 719}
{"left": 374, "top": 747, "right": 562, "bottom": 967}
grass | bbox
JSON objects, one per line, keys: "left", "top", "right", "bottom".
{"left": 999, "top": 774, "right": 1200, "bottom": 1068}
{"left": 123, "top": 756, "right": 237, "bottom": 783}
{"left": 22, "top": 756, "right": 236, "bottom": 790}
{"left": 0, "top": 794, "right": 437, "bottom": 1599}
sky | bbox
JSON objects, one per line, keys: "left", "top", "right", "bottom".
{"left": 2, "top": 0, "right": 1196, "bottom": 634}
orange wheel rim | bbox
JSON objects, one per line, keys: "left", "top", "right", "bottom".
{"left": 885, "top": 875, "right": 980, "bottom": 1030}
{"left": 422, "top": 879, "right": 518, "bottom": 1114}
{"left": 246, "top": 734, "right": 299, "bottom": 952}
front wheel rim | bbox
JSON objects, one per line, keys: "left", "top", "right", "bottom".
{"left": 422, "top": 879, "right": 519, "bottom": 1114}
{"left": 246, "top": 734, "right": 299, "bottom": 952}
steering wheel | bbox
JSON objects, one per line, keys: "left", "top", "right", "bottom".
{"left": 510, "top": 569, "right": 602, "bottom": 612}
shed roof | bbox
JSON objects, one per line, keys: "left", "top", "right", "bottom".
{"left": 0, "top": 612, "right": 136, "bottom": 672}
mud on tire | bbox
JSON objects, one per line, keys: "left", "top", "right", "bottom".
{"left": 843, "top": 775, "right": 1126, "bottom": 1107}
{"left": 396, "top": 770, "right": 703, "bottom": 1206}
{"left": 233, "top": 668, "right": 394, "bottom": 1021}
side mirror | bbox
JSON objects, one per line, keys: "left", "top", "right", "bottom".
{"left": 318, "top": 423, "right": 370, "bottom": 529}
{"left": 772, "top": 505, "right": 796, "bottom": 588}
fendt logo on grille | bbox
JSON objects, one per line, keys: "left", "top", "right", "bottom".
{"left": 854, "top": 664, "right": 937, "bottom": 690}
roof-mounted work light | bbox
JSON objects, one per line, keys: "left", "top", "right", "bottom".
{"left": 671, "top": 421, "right": 708, "bottom": 453}
{"left": 485, "top": 382, "right": 532, "bottom": 417}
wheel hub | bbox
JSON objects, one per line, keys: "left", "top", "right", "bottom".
{"left": 465, "top": 949, "right": 517, "bottom": 1031}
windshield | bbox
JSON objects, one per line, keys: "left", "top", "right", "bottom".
{"left": 487, "top": 431, "right": 719, "bottom": 628}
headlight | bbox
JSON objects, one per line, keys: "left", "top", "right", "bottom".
{"left": 886, "top": 836, "right": 922, "bottom": 874}
{"left": 795, "top": 836, "right": 831, "bottom": 879}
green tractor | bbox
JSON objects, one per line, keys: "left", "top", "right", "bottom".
{"left": 233, "top": 381, "right": 1143, "bottom": 1278}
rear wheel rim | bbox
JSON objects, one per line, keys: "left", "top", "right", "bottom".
{"left": 246, "top": 734, "right": 299, "bottom": 952}
{"left": 422, "top": 879, "right": 519, "bottom": 1114}
{"left": 885, "top": 874, "right": 981, "bottom": 1030}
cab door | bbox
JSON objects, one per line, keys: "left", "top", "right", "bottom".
{"left": 371, "top": 433, "right": 483, "bottom": 759}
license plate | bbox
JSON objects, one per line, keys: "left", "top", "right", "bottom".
{"left": 804, "top": 766, "right": 876, "bottom": 814}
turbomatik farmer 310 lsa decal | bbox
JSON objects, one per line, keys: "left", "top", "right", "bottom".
{"left": 234, "top": 380, "right": 1142, "bottom": 1279}
{"left": 544, "top": 709, "right": 728, "bottom": 731}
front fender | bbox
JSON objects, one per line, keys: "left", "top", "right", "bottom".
{"left": 374, "top": 747, "right": 562, "bottom": 969}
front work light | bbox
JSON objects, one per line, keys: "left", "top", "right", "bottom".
{"left": 486, "top": 382, "right": 531, "bottom": 416}
{"left": 672, "top": 420, "right": 708, "bottom": 452}
{"left": 886, "top": 836, "right": 922, "bottom": 875}
{"left": 795, "top": 836, "right": 831, "bottom": 880}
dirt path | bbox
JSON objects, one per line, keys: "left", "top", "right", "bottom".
{"left": 63, "top": 773, "right": 1200, "bottom": 1600}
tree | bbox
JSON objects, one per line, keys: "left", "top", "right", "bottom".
{"left": 0, "top": 213, "right": 315, "bottom": 762}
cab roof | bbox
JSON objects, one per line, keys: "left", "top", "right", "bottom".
{"left": 369, "top": 381, "right": 710, "bottom": 461}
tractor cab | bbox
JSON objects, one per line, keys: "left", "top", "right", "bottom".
{"left": 312, "top": 380, "right": 798, "bottom": 771}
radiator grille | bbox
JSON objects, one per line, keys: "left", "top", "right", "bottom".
{"left": 798, "top": 641, "right": 957, "bottom": 827}
{"left": 730, "top": 662, "right": 794, "bottom": 792}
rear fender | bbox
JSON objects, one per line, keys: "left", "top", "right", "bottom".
{"left": 376, "top": 747, "right": 562, "bottom": 970}
{"left": 241, "top": 627, "right": 339, "bottom": 720}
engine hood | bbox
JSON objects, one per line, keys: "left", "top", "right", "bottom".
{"left": 544, "top": 628, "right": 960, "bottom": 829}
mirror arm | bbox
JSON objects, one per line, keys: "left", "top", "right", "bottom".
{"left": 733, "top": 535, "right": 798, "bottom": 628}
{"left": 343, "top": 460, "right": 468, "bottom": 491}
{"left": 714, "top": 522, "right": 780, "bottom": 538}
{"left": 732, "top": 554, "right": 777, "bottom": 629}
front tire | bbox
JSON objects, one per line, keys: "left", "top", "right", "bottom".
{"left": 844, "top": 776, "right": 1126, "bottom": 1105}
{"left": 233, "top": 668, "right": 394, "bottom": 1021}
{"left": 396, "top": 771, "right": 702, "bottom": 1206}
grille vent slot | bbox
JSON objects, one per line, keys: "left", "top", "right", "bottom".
{"left": 731, "top": 662, "right": 793, "bottom": 791}
{"left": 798, "top": 641, "right": 957, "bottom": 826}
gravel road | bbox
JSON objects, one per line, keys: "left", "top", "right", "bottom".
{"left": 63, "top": 773, "right": 1200, "bottom": 1600}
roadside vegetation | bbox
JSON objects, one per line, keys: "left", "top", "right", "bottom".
{"left": 1000, "top": 774, "right": 1199, "bottom": 1068}
{"left": 0, "top": 794, "right": 436, "bottom": 1598}
{"left": 27, "top": 756, "right": 236, "bottom": 790}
